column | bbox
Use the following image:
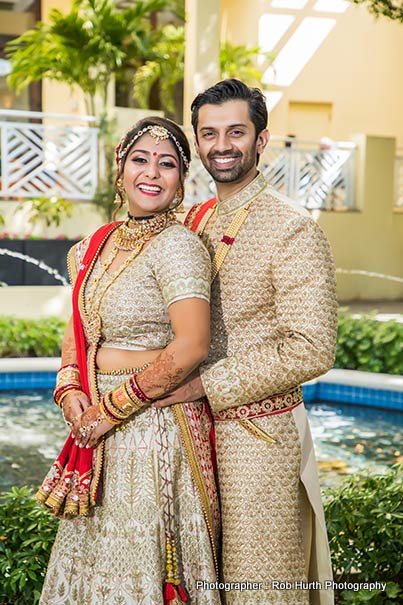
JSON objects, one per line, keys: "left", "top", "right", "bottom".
{"left": 183, "top": 0, "right": 221, "bottom": 126}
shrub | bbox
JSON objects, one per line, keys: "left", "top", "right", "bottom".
{"left": 335, "top": 313, "right": 403, "bottom": 375}
{"left": 0, "top": 313, "right": 402, "bottom": 376}
{"left": 324, "top": 465, "right": 403, "bottom": 604}
{"left": 0, "top": 316, "right": 65, "bottom": 358}
{"left": 0, "top": 486, "right": 58, "bottom": 605}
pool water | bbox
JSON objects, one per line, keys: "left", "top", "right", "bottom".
{"left": 0, "top": 390, "right": 402, "bottom": 493}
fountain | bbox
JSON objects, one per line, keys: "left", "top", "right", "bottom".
{"left": 336, "top": 268, "right": 403, "bottom": 284}
{"left": 0, "top": 248, "right": 69, "bottom": 286}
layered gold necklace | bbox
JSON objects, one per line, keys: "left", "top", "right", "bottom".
{"left": 114, "top": 210, "right": 177, "bottom": 251}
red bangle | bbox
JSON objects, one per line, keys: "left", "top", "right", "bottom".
{"left": 130, "top": 375, "right": 151, "bottom": 403}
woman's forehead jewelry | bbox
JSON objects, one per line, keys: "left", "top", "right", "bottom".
{"left": 153, "top": 151, "right": 158, "bottom": 156}
{"left": 116, "top": 125, "right": 189, "bottom": 170}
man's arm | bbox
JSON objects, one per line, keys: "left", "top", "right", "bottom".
{"left": 200, "top": 215, "right": 338, "bottom": 413}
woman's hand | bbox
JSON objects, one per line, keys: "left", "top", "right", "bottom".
{"left": 62, "top": 390, "right": 91, "bottom": 433}
{"left": 75, "top": 405, "right": 114, "bottom": 448}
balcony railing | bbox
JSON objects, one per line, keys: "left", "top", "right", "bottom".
{"left": 185, "top": 136, "right": 357, "bottom": 210}
{"left": 0, "top": 110, "right": 357, "bottom": 209}
{"left": 0, "top": 110, "right": 98, "bottom": 201}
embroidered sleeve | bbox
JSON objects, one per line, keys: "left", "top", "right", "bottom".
{"left": 152, "top": 225, "right": 211, "bottom": 307}
{"left": 200, "top": 216, "right": 338, "bottom": 412}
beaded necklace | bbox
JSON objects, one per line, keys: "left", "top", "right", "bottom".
{"left": 85, "top": 211, "right": 177, "bottom": 334}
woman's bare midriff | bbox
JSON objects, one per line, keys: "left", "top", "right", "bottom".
{"left": 96, "top": 347, "right": 163, "bottom": 371}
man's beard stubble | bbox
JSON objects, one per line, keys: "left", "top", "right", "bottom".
{"left": 200, "top": 146, "right": 257, "bottom": 184}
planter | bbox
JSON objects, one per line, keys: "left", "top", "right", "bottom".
{"left": 0, "top": 239, "right": 77, "bottom": 286}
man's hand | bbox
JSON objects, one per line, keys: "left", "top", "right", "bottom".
{"left": 153, "top": 371, "right": 206, "bottom": 408}
{"left": 62, "top": 390, "right": 91, "bottom": 431}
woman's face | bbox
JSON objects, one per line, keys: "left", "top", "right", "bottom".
{"left": 122, "top": 133, "right": 181, "bottom": 217}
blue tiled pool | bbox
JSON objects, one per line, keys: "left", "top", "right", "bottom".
{"left": 0, "top": 388, "right": 401, "bottom": 493}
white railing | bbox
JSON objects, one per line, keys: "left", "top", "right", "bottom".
{"left": 0, "top": 110, "right": 99, "bottom": 201}
{"left": 185, "top": 136, "right": 357, "bottom": 210}
{"left": 0, "top": 111, "right": 356, "bottom": 209}
{"left": 395, "top": 151, "right": 403, "bottom": 209}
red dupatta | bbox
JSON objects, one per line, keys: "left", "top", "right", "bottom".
{"left": 36, "top": 223, "right": 119, "bottom": 517}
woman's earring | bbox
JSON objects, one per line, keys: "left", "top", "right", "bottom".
{"left": 114, "top": 177, "right": 125, "bottom": 205}
{"left": 171, "top": 184, "right": 185, "bottom": 213}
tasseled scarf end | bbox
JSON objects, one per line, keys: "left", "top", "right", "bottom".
{"left": 163, "top": 582, "right": 188, "bottom": 604}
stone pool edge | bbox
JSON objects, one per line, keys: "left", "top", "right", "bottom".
{"left": 0, "top": 359, "right": 402, "bottom": 412}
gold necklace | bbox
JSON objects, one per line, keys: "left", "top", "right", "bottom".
{"left": 113, "top": 210, "right": 177, "bottom": 251}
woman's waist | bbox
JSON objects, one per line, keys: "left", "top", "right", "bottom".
{"left": 95, "top": 346, "right": 162, "bottom": 373}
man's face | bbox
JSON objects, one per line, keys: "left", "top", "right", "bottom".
{"left": 194, "top": 100, "right": 268, "bottom": 184}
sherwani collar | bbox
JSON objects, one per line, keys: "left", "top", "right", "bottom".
{"left": 216, "top": 172, "right": 268, "bottom": 217}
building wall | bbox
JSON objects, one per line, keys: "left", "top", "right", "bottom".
{"left": 41, "top": 0, "right": 87, "bottom": 115}
{"left": 318, "top": 136, "right": 403, "bottom": 301}
{"left": 221, "top": 1, "right": 403, "bottom": 146}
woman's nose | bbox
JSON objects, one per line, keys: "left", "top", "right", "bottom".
{"left": 144, "top": 158, "right": 160, "bottom": 179}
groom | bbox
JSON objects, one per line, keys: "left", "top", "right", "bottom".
{"left": 157, "top": 79, "right": 337, "bottom": 605}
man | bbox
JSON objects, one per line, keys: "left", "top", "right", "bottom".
{"left": 156, "top": 79, "right": 337, "bottom": 605}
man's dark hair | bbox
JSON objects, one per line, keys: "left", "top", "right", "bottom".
{"left": 191, "top": 79, "right": 268, "bottom": 139}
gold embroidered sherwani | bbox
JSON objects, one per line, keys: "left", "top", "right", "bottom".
{"left": 189, "top": 174, "right": 338, "bottom": 605}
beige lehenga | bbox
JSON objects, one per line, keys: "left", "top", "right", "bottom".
{"left": 40, "top": 224, "right": 220, "bottom": 605}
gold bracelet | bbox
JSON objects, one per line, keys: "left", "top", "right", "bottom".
{"left": 99, "top": 396, "right": 121, "bottom": 425}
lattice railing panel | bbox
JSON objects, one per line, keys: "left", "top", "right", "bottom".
{"left": 184, "top": 140, "right": 356, "bottom": 210}
{"left": 1, "top": 120, "right": 98, "bottom": 200}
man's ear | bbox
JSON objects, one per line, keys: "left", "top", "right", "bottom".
{"left": 193, "top": 137, "right": 200, "bottom": 159}
{"left": 257, "top": 128, "right": 270, "bottom": 155}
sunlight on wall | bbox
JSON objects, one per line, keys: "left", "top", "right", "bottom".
{"left": 313, "top": 0, "right": 349, "bottom": 13}
{"left": 271, "top": 0, "right": 308, "bottom": 9}
{"left": 259, "top": 14, "right": 296, "bottom": 53}
{"left": 271, "top": 17, "right": 336, "bottom": 87}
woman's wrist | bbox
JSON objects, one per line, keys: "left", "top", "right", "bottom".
{"left": 99, "top": 374, "right": 152, "bottom": 423}
{"left": 53, "top": 364, "right": 82, "bottom": 408}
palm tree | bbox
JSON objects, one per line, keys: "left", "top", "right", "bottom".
{"left": 133, "top": 33, "right": 275, "bottom": 120}
{"left": 6, "top": 0, "right": 175, "bottom": 117}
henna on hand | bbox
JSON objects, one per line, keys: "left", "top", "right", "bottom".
{"left": 136, "top": 350, "right": 184, "bottom": 399}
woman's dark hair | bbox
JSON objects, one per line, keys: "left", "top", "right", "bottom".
{"left": 191, "top": 78, "right": 268, "bottom": 140}
{"left": 114, "top": 116, "right": 191, "bottom": 218}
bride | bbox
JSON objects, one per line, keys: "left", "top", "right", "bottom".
{"left": 38, "top": 117, "right": 220, "bottom": 605}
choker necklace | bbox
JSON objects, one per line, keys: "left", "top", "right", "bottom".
{"left": 114, "top": 210, "right": 177, "bottom": 251}
{"left": 127, "top": 212, "right": 155, "bottom": 221}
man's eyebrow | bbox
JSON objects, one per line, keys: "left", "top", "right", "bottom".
{"left": 129, "top": 149, "right": 178, "bottom": 160}
{"left": 200, "top": 123, "right": 248, "bottom": 131}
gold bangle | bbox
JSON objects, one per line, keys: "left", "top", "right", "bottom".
{"left": 58, "top": 388, "right": 83, "bottom": 406}
{"left": 99, "top": 396, "right": 121, "bottom": 425}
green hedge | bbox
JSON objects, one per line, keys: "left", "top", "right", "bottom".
{"left": 0, "top": 316, "right": 64, "bottom": 358}
{"left": 0, "top": 313, "right": 402, "bottom": 375}
{"left": 0, "top": 487, "right": 59, "bottom": 605}
{"left": 0, "top": 467, "right": 401, "bottom": 604}
{"left": 335, "top": 313, "right": 403, "bottom": 375}
{"left": 325, "top": 465, "right": 402, "bottom": 604}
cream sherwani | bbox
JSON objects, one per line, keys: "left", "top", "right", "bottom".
{"left": 189, "top": 173, "right": 338, "bottom": 605}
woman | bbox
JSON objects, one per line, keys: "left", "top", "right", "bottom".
{"left": 38, "top": 117, "right": 220, "bottom": 605}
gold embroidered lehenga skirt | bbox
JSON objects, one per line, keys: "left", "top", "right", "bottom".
{"left": 40, "top": 372, "right": 220, "bottom": 605}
